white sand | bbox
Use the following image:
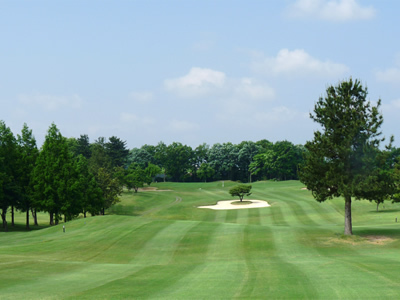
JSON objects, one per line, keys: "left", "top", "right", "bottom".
{"left": 198, "top": 200, "right": 270, "bottom": 210}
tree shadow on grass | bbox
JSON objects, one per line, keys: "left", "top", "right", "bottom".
{"left": 0, "top": 223, "right": 49, "bottom": 232}
{"left": 367, "top": 208, "right": 400, "bottom": 214}
{"left": 354, "top": 227, "right": 400, "bottom": 238}
{"left": 107, "top": 205, "right": 144, "bottom": 216}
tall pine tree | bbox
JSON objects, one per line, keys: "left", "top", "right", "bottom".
{"left": 0, "top": 121, "right": 19, "bottom": 231}
{"left": 299, "top": 79, "right": 388, "bottom": 235}
{"left": 33, "top": 124, "right": 79, "bottom": 225}
{"left": 17, "top": 123, "right": 39, "bottom": 229}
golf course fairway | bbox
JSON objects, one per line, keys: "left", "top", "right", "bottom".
{"left": 1, "top": 180, "right": 400, "bottom": 299}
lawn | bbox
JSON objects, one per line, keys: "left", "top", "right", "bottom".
{"left": 1, "top": 180, "right": 400, "bottom": 299}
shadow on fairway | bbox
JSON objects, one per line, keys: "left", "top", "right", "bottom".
{"left": 355, "top": 227, "right": 400, "bottom": 238}
{"left": 367, "top": 208, "right": 400, "bottom": 214}
{"left": 0, "top": 223, "right": 50, "bottom": 232}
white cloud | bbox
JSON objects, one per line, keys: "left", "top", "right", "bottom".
{"left": 233, "top": 78, "right": 275, "bottom": 100}
{"left": 165, "top": 67, "right": 275, "bottom": 102}
{"left": 376, "top": 68, "right": 400, "bottom": 84}
{"left": 376, "top": 53, "right": 400, "bottom": 83}
{"left": 129, "top": 91, "right": 154, "bottom": 102}
{"left": 18, "top": 93, "right": 83, "bottom": 111}
{"left": 168, "top": 119, "right": 200, "bottom": 132}
{"left": 254, "top": 106, "right": 304, "bottom": 123}
{"left": 286, "top": 0, "right": 376, "bottom": 21}
{"left": 120, "top": 112, "right": 138, "bottom": 123}
{"left": 120, "top": 113, "right": 155, "bottom": 125}
{"left": 164, "top": 67, "right": 226, "bottom": 98}
{"left": 251, "top": 48, "right": 349, "bottom": 77}
{"left": 215, "top": 104, "right": 308, "bottom": 130}
{"left": 381, "top": 99, "right": 400, "bottom": 113}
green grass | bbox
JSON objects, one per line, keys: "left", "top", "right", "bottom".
{"left": 1, "top": 180, "right": 400, "bottom": 299}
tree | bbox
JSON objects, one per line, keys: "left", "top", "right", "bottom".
{"left": 154, "top": 142, "right": 168, "bottom": 181}
{"left": 75, "top": 155, "right": 103, "bottom": 217}
{"left": 96, "top": 168, "right": 122, "bottom": 214}
{"left": 197, "top": 163, "right": 215, "bottom": 182}
{"left": 105, "top": 136, "right": 129, "bottom": 168}
{"left": 0, "top": 121, "right": 19, "bottom": 231}
{"left": 145, "top": 163, "right": 161, "bottom": 185}
{"left": 299, "top": 79, "right": 388, "bottom": 235}
{"left": 163, "top": 142, "right": 194, "bottom": 181}
{"left": 33, "top": 123, "right": 80, "bottom": 225}
{"left": 89, "top": 140, "right": 112, "bottom": 175}
{"left": 125, "top": 170, "right": 145, "bottom": 193}
{"left": 238, "top": 141, "right": 261, "bottom": 182}
{"left": 128, "top": 145, "right": 158, "bottom": 169}
{"left": 75, "top": 134, "right": 91, "bottom": 159}
{"left": 208, "top": 143, "right": 239, "bottom": 181}
{"left": 17, "top": 123, "right": 39, "bottom": 229}
{"left": 359, "top": 147, "right": 397, "bottom": 212}
{"left": 229, "top": 185, "right": 252, "bottom": 202}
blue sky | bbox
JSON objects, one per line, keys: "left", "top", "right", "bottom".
{"left": 1, "top": 0, "right": 400, "bottom": 148}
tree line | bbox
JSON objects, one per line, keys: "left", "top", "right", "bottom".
{"left": 0, "top": 120, "right": 306, "bottom": 230}
{"left": 0, "top": 122, "right": 130, "bottom": 230}
{"left": 128, "top": 140, "right": 306, "bottom": 183}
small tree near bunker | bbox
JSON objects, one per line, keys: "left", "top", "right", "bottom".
{"left": 229, "top": 185, "right": 252, "bottom": 202}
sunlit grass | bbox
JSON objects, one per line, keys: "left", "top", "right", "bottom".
{"left": 1, "top": 180, "right": 400, "bottom": 299}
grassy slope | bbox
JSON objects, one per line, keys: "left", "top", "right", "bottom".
{"left": 1, "top": 181, "right": 400, "bottom": 299}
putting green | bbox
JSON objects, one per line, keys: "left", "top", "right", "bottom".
{"left": 1, "top": 180, "right": 400, "bottom": 299}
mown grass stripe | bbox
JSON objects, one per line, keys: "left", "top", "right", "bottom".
{"left": 236, "top": 208, "right": 249, "bottom": 225}
{"left": 258, "top": 206, "right": 274, "bottom": 226}
{"left": 270, "top": 204, "right": 289, "bottom": 226}
{"left": 213, "top": 209, "right": 227, "bottom": 223}
{"left": 85, "top": 220, "right": 173, "bottom": 264}
{"left": 247, "top": 208, "right": 261, "bottom": 226}
{"left": 225, "top": 209, "right": 238, "bottom": 224}
{"left": 130, "top": 220, "right": 199, "bottom": 265}
{"left": 281, "top": 199, "right": 319, "bottom": 226}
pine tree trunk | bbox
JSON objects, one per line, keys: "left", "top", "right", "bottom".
{"left": 11, "top": 205, "right": 14, "bottom": 226}
{"left": 344, "top": 195, "right": 352, "bottom": 235}
{"left": 26, "top": 209, "right": 30, "bottom": 230}
{"left": 50, "top": 213, "right": 54, "bottom": 226}
{"left": 31, "top": 208, "right": 38, "bottom": 226}
{"left": 1, "top": 209, "right": 8, "bottom": 232}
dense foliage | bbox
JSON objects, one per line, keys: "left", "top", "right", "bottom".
{"left": 128, "top": 139, "right": 305, "bottom": 183}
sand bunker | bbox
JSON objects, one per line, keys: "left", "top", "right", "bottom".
{"left": 198, "top": 200, "right": 270, "bottom": 210}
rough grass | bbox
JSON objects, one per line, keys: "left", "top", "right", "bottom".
{"left": 1, "top": 180, "right": 400, "bottom": 299}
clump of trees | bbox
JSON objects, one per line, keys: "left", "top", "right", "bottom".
{"left": 0, "top": 122, "right": 131, "bottom": 230}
